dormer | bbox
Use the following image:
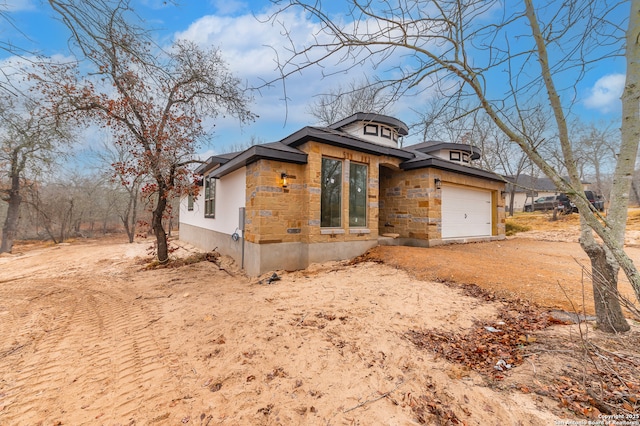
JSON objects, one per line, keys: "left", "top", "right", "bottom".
{"left": 328, "top": 112, "right": 409, "bottom": 148}
{"left": 408, "top": 141, "right": 481, "bottom": 166}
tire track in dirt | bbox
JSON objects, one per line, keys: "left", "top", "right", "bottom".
{"left": 0, "top": 274, "right": 174, "bottom": 425}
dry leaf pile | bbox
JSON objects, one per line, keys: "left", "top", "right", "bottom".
{"left": 405, "top": 298, "right": 558, "bottom": 379}
{"left": 405, "top": 287, "right": 640, "bottom": 419}
{"left": 533, "top": 336, "right": 640, "bottom": 418}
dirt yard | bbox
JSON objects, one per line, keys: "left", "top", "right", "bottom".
{"left": 0, "top": 219, "right": 639, "bottom": 425}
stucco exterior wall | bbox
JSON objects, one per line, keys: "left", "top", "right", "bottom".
{"left": 179, "top": 166, "right": 246, "bottom": 235}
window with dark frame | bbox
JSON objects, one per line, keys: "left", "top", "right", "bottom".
{"left": 321, "top": 158, "right": 342, "bottom": 227}
{"left": 204, "top": 176, "right": 216, "bottom": 218}
{"left": 349, "top": 162, "right": 367, "bottom": 227}
{"left": 363, "top": 124, "right": 379, "bottom": 136}
{"left": 462, "top": 152, "right": 470, "bottom": 163}
{"left": 380, "top": 126, "right": 391, "bottom": 139}
{"left": 187, "top": 193, "right": 194, "bottom": 211}
{"left": 450, "top": 151, "right": 461, "bottom": 161}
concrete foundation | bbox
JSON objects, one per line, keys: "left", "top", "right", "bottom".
{"left": 378, "top": 235, "right": 505, "bottom": 247}
{"left": 180, "top": 223, "right": 378, "bottom": 276}
{"left": 179, "top": 223, "right": 244, "bottom": 266}
{"left": 180, "top": 224, "right": 504, "bottom": 277}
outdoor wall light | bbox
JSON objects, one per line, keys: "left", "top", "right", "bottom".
{"left": 281, "top": 172, "right": 289, "bottom": 188}
{"left": 434, "top": 178, "right": 442, "bottom": 190}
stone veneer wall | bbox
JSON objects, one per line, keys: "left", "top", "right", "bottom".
{"left": 239, "top": 142, "right": 504, "bottom": 275}
{"left": 242, "top": 142, "right": 404, "bottom": 275}
{"left": 379, "top": 167, "right": 505, "bottom": 245}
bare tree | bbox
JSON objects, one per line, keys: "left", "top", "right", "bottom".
{"left": 225, "top": 135, "right": 264, "bottom": 154}
{"left": 270, "top": 0, "right": 637, "bottom": 332}
{"left": 26, "top": 181, "right": 79, "bottom": 244}
{"left": 413, "top": 99, "right": 481, "bottom": 149}
{"left": 36, "top": 0, "right": 255, "bottom": 263}
{"left": 0, "top": 91, "right": 69, "bottom": 253}
{"left": 307, "top": 78, "right": 394, "bottom": 125}
{"left": 573, "top": 121, "right": 619, "bottom": 195}
{"left": 92, "top": 139, "right": 146, "bottom": 243}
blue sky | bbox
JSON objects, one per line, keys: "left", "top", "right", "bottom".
{"left": 0, "top": 0, "right": 628, "bottom": 158}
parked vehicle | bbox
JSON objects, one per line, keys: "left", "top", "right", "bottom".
{"left": 523, "top": 195, "right": 566, "bottom": 212}
{"left": 556, "top": 193, "right": 572, "bottom": 212}
{"left": 567, "top": 191, "right": 605, "bottom": 212}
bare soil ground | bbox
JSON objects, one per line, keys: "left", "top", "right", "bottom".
{"left": 0, "top": 214, "right": 639, "bottom": 425}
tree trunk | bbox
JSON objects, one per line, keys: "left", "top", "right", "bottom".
{"left": 582, "top": 242, "right": 631, "bottom": 333}
{"left": 0, "top": 174, "right": 22, "bottom": 253}
{"left": 120, "top": 185, "right": 138, "bottom": 244}
{"left": 522, "top": 0, "right": 636, "bottom": 332}
{"left": 508, "top": 187, "right": 516, "bottom": 216}
{"left": 129, "top": 188, "right": 138, "bottom": 243}
{"left": 120, "top": 194, "right": 134, "bottom": 243}
{"left": 632, "top": 180, "right": 640, "bottom": 205}
{"left": 152, "top": 190, "right": 168, "bottom": 263}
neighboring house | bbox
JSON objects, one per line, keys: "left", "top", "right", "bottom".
{"left": 504, "top": 174, "right": 593, "bottom": 212}
{"left": 179, "top": 113, "right": 506, "bottom": 276}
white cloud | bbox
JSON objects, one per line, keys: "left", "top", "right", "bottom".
{"left": 0, "top": 0, "right": 36, "bottom": 12}
{"left": 211, "top": 0, "right": 247, "bottom": 16}
{"left": 173, "top": 8, "right": 355, "bottom": 140}
{"left": 173, "top": 6, "right": 445, "bottom": 148}
{"left": 174, "top": 9, "right": 328, "bottom": 80}
{"left": 584, "top": 74, "right": 624, "bottom": 113}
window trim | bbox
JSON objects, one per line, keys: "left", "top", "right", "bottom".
{"left": 363, "top": 124, "right": 379, "bottom": 136}
{"left": 321, "top": 157, "right": 343, "bottom": 228}
{"left": 349, "top": 162, "right": 368, "bottom": 227}
{"left": 204, "top": 175, "right": 216, "bottom": 218}
{"left": 187, "top": 193, "right": 194, "bottom": 211}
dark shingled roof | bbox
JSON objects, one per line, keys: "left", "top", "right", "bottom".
{"left": 504, "top": 175, "right": 589, "bottom": 192}
{"left": 198, "top": 114, "right": 502, "bottom": 183}
{"left": 407, "top": 141, "right": 481, "bottom": 160}
{"left": 328, "top": 112, "right": 409, "bottom": 135}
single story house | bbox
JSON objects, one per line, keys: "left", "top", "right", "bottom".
{"left": 504, "top": 174, "right": 593, "bottom": 212}
{"left": 179, "top": 113, "right": 506, "bottom": 276}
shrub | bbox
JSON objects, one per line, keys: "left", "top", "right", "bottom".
{"left": 505, "top": 221, "right": 531, "bottom": 236}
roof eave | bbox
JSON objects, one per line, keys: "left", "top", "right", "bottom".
{"left": 328, "top": 113, "right": 409, "bottom": 135}
{"left": 401, "top": 157, "right": 505, "bottom": 183}
{"left": 210, "top": 145, "right": 308, "bottom": 178}
{"left": 195, "top": 156, "right": 232, "bottom": 175}
{"left": 283, "top": 127, "right": 414, "bottom": 160}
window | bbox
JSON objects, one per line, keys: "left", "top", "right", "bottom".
{"left": 349, "top": 163, "right": 367, "bottom": 226}
{"left": 321, "top": 158, "right": 342, "bottom": 227}
{"left": 380, "top": 126, "right": 391, "bottom": 139}
{"left": 187, "top": 193, "right": 194, "bottom": 211}
{"left": 450, "top": 151, "right": 461, "bottom": 161}
{"left": 204, "top": 175, "right": 216, "bottom": 218}
{"left": 363, "top": 124, "right": 378, "bottom": 136}
{"left": 462, "top": 152, "right": 470, "bottom": 163}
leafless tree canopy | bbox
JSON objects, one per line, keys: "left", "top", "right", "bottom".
{"left": 37, "top": 0, "right": 255, "bottom": 262}
{"left": 307, "top": 78, "right": 394, "bottom": 125}
{"left": 269, "top": 0, "right": 637, "bottom": 332}
{"left": 0, "top": 88, "right": 72, "bottom": 253}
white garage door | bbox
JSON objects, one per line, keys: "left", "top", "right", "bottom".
{"left": 441, "top": 185, "right": 492, "bottom": 239}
